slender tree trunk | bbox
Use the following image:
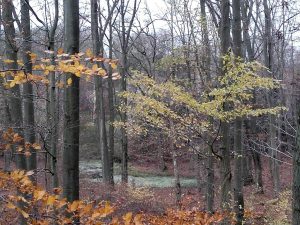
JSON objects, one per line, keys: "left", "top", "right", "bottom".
{"left": 107, "top": 17, "right": 115, "bottom": 185}
{"left": 62, "top": 0, "right": 80, "bottom": 203}
{"left": 199, "top": 0, "right": 215, "bottom": 213}
{"left": 91, "top": 0, "right": 113, "bottom": 185}
{"left": 206, "top": 147, "right": 214, "bottom": 213}
{"left": 120, "top": 53, "right": 128, "bottom": 183}
{"left": 170, "top": 120, "right": 181, "bottom": 208}
{"left": 119, "top": 0, "right": 139, "bottom": 182}
{"left": 292, "top": 107, "right": 300, "bottom": 224}
{"left": 263, "top": 0, "right": 280, "bottom": 197}
{"left": 48, "top": 0, "right": 59, "bottom": 189}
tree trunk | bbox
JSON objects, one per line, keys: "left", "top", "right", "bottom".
{"left": 232, "top": 0, "right": 244, "bottom": 223}
{"left": 107, "top": 16, "right": 115, "bottom": 185}
{"left": 220, "top": 0, "right": 231, "bottom": 219}
{"left": 62, "top": 0, "right": 80, "bottom": 203}
{"left": 170, "top": 120, "right": 181, "bottom": 208}
{"left": 206, "top": 148, "right": 214, "bottom": 213}
{"left": 3, "top": 1, "right": 26, "bottom": 224}
{"left": 292, "top": 108, "right": 300, "bottom": 224}
{"left": 20, "top": 0, "right": 36, "bottom": 177}
{"left": 48, "top": 0, "right": 59, "bottom": 189}
{"left": 263, "top": 0, "right": 280, "bottom": 197}
{"left": 91, "top": 0, "right": 113, "bottom": 185}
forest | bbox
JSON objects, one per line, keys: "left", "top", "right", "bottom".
{"left": 0, "top": 0, "right": 300, "bottom": 224}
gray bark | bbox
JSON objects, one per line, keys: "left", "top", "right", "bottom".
{"left": 91, "top": 0, "right": 114, "bottom": 185}
{"left": 48, "top": 0, "right": 59, "bottom": 189}
{"left": 220, "top": 0, "right": 231, "bottom": 217}
{"left": 232, "top": 0, "right": 244, "bottom": 224}
{"left": 20, "top": 0, "right": 36, "bottom": 176}
{"left": 62, "top": 0, "right": 80, "bottom": 203}
{"left": 292, "top": 108, "right": 300, "bottom": 224}
{"left": 263, "top": 0, "right": 280, "bottom": 197}
{"left": 3, "top": 0, "right": 26, "bottom": 171}
{"left": 119, "top": 0, "right": 139, "bottom": 183}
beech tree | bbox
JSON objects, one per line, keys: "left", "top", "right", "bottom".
{"left": 62, "top": 0, "right": 80, "bottom": 202}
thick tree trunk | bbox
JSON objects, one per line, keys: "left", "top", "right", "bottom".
{"left": 62, "top": 0, "right": 80, "bottom": 203}
{"left": 3, "top": 1, "right": 26, "bottom": 224}
{"left": 232, "top": 0, "right": 244, "bottom": 223}
{"left": 3, "top": 0, "right": 25, "bottom": 171}
{"left": 220, "top": 0, "right": 231, "bottom": 220}
{"left": 20, "top": 0, "right": 36, "bottom": 176}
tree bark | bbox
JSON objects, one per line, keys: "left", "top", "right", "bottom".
{"left": 91, "top": 0, "right": 113, "bottom": 185}
{"left": 263, "top": 0, "right": 280, "bottom": 197}
{"left": 20, "top": 0, "right": 36, "bottom": 177}
{"left": 62, "top": 0, "right": 80, "bottom": 203}
{"left": 232, "top": 0, "right": 244, "bottom": 223}
{"left": 48, "top": 0, "right": 59, "bottom": 189}
{"left": 292, "top": 108, "right": 300, "bottom": 224}
{"left": 220, "top": 0, "right": 231, "bottom": 219}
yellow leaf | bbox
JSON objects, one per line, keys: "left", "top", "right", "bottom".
{"left": 9, "top": 81, "right": 16, "bottom": 88}
{"left": 92, "top": 64, "right": 98, "bottom": 72}
{"left": 86, "top": 48, "right": 93, "bottom": 58}
{"left": 46, "top": 195, "right": 56, "bottom": 206}
{"left": 67, "top": 78, "right": 72, "bottom": 85}
{"left": 6, "top": 202, "right": 16, "bottom": 209}
{"left": 20, "top": 210, "right": 29, "bottom": 219}
{"left": 32, "top": 143, "right": 41, "bottom": 150}
{"left": 34, "top": 190, "right": 46, "bottom": 201}
{"left": 111, "top": 62, "right": 117, "bottom": 70}
{"left": 98, "top": 68, "right": 106, "bottom": 76}
{"left": 3, "top": 59, "right": 14, "bottom": 64}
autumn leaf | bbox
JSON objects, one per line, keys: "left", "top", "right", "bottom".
{"left": 34, "top": 190, "right": 46, "bottom": 201}
{"left": 69, "top": 200, "right": 80, "bottom": 212}
{"left": 123, "top": 212, "right": 133, "bottom": 225}
{"left": 86, "top": 48, "right": 93, "bottom": 58}
{"left": 67, "top": 78, "right": 72, "bottom": 85}
{"left": 6, "top": 202, "right": 16, "bottom": 209}
{"left": 32, "top": 143, "right": 41, "bottom": 150}
{"left": 57, "top": 48, "right": 64, "bottom": 55}
{"left": 46, "top": 195, "right": 56, "bottom": 206}
{"left": 110, "top": 62, "right": 118, "bottom": 70}
{"left": 3, "top": 59, "right": 15, "bottom": 64}
{"left": 20, "top": 210, "right": 29, "bottom": 219}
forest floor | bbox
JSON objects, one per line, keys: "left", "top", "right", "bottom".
{"left": 0, "top": 152, "right": 292, "bottom": 224}
{"left": 78, "top": 154, "right": 292, "bottom": 225}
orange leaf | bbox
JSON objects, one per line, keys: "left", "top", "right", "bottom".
{"left": 123, "top": 212, "right": 133, "bottom": 225}
{"left": 57, "top": 48, "right": 64, "bottom": 55}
